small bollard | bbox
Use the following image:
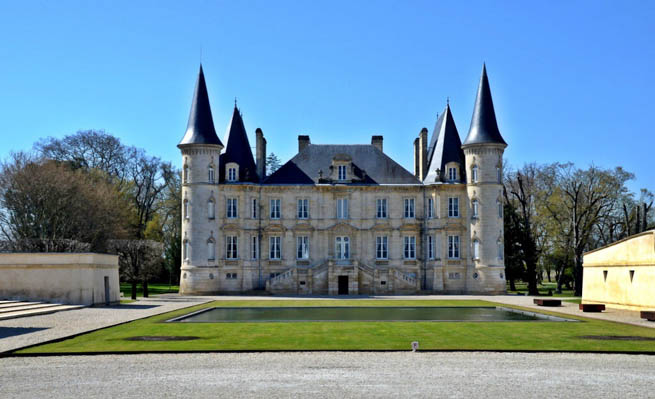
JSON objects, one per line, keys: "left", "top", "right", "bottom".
{"left": 411, "top": 341, "right": 419, "bottom": 352}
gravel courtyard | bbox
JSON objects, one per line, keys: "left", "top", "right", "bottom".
{"left": 1, "top": 352, "right": 653, "bottom": 398}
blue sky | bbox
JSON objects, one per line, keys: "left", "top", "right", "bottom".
{"left": 1, "top": 0, "right": 654, "bottom": 191}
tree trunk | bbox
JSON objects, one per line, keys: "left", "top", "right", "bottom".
{"left": 509, "top": 278, "right": 517, "bottom": 292}
{"left": 574, "top": 252, "right": 584, "bottom": 296}
{"left": 143, "top": 280, "right": 149, "bottom": 298}
{"left": 131, "top": 280, "right": 137, "bottom": 300}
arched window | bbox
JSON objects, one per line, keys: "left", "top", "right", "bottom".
{"left": 496, "top": 167, "right": 502, "bottom": 183}
{"left": 471, "top": 165, "right": 479, "bottom": 183}
{"left": 208, "top": 240, "right": 215, "bottom": 261}
{"left": 472, "top": 199, "right": 479, "bottom": 218}
{"left": 208, "top": 199, "right": 215, "bottom": 219}
{"left": 498, "top": 200, "right": 503, "bottom": 218}
{"left": 497, "top": 241, "right": 504, "bottom": 260}
{"left": 183, "top": 240, "right": 190, "bottom": 260}
{"left": 208, "top": 166, "right": 215, "bottom": 183}
{"left": 184, "top": 200, "right": 189, "bottom": 219}
{"left": 473, "top": 240, "right": 480, "bottom": 260}
{"left": 183, "top": 165, "right": 189, "bottom": 183}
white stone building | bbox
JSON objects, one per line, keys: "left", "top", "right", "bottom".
{"left": 178, "top": 65, "right": 507, "bottom": 295}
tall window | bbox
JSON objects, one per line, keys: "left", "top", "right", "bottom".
{"left": 448, "top": 197, "right": 459, "bottom": 217}
{"left": 251, "top": 198, "right": 258, "bottom": 219}
{"left": 472, "top": 165, "right": 478, "bottom": 183}
{"left": 472, "top": 200, "right": 479, "bottom": 218}
{"left": 404, "top": 236, "right": 416, "bottom": 259}
{"left": 228, "top": 167, "right": 237, "bottom": 182}
{"left": 227, "top": 198, "right": 238, "bottom": 218}
{"left": 183, "top": 166, "right": 189, "bottom": 183}
{"left": 270, "top": 199, "right": 281, "bottom": 219}
{"left": 498, "top": 201, "right": 503, "bottom": 218}
{"left": 183, "top": 240, "right": 189, "bottom": 260}
{"left": 269, "top": 236, "right": 281, "bottom": 259}
{"left": 448, "top": 167, "right": 457, "bottom": 181}
{"left": 184, "top": 200, "right": 189, "bottom": 220}
{"left": 473, "top": 240, "right": 480, "bottom": 260}
{"left": 448, "top": 235, "right": 460, "bottom": 259}
{"left": 251, "top": 236, "right": 258, "bottom": 260}
{"left": 428, "top": 235, "right": 434, "bottom": 259}
{"left": 335, "top": 236, "right": 350, "bottom": 259}
{"left": 208, "top": 240, "right": 215, "bottom": 261}
{"left": 427, "top": 198, "right": 434, "bottom": 219}
{"left": 338, "top": 165, "right": 347, "bottom": 180}
{"left": 498, "top": 241, "right": 504, "bottom": 260}
{"left": 497, "top": 167, "right": 502, "bottom": 183}
{"left": 376, "top": 198, "right": 387, "bottom": 219}
{"left": 404, "top": 198, "right": 415, "bottom": 218}
{"left": 376, "top": 236, "right": 388, "bottom": 259}
{"left": 226, "top": 236, "right": 238, "bottom": 259}
{"left": 208, "top": 200, "right": 215, "bottom": 219}
{"left": 297, "top": 236, "right": 309, "bottom": 259}
{"left": 297, "top": 199, "right": 309, "bottom": 219}
{"left": 208, "top": 166, "right": 215, "bottom": 183}
{"left": 337, "top": 198, "right": 348, "bottom": 219}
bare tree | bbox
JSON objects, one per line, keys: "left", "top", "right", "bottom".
{"left": 108, "top": 240, "right": 164, "bottom": 299}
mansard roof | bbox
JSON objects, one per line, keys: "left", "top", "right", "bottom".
{"left": 264, "top": 144, "right": 420, "bottom": 185}
{"left": 219, "top": 106, "right": 258, "bottom": 182}
{"left": 424, "top": 103, "right": 465, "bottom": 183}
{"left": 178, "top": 65, "right": 223, "bottom": 147}
{"left": 462, "top": 64, "right": 507, "bottom": 147}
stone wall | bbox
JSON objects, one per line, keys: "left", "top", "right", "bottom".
{"left": 0, "top": 253, "right": 120, "bottom": 305}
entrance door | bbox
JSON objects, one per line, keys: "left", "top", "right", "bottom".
{"left": 338, "top": 275, "right": 349, "bottom": 295}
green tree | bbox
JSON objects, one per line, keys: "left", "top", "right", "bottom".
{"left": 266, "top": 153, "right": 281, "bottom": 175}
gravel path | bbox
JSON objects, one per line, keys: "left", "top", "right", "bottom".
{"left": 0, "top": 295, "right": 212, "bottom": 353}
{"left": 1, "top": 352, "right": 654, "bottom": 398}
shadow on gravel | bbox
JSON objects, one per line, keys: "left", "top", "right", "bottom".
{"left": 105, "top": 305, "right": 160, "bottom": 310}
{"left": 0, "top": 327, "right": 49, "bottom": 339}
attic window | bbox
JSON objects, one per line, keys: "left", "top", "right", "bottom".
{"left": 228, "top": 167, "right": 237, "bottom": 182}
{"left": 338, "top": 165, "right": 347, "bottom": 180}
{"left": 448, "top": 167, "right": 457, "bottom": 181}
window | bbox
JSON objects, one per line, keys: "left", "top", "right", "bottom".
{"left": 337, "top": 198, "right": 348, "bottom": 219}
{"left": 472, "top": 200, "right": 479, "bottom": 218}
{"left": 251, "top": 236, "right": 259, "bottom": 260}
{"left": 404, "top": 198, "right": 415, "bottom": 218}
{"left": 208, "top": 166, "right": 215, "bottom": 183}
{"left": 376, "top": 236, "right": 388, "bottom": 259}
{"left": 183, "top": 240, "right": 189, "bottom": 260}
{"left": 208, "top": 240, "right": 215, "bottom": 261}
{"left": 338, "top": 165, "right": 347, "bottom": 180}
{"left": 226, "top": 273, "right": 238, "bottom": 280}
{"left": 270, "top": 236, "right": 281, "bottom": 259}
{"left": 428, "top": 236, "right": 434, "bottom": 259}
{"left": 297, "top": 199, "right": 309, "bottom": 219}
{"left": 497, "top": 241, "right": 503, "bottom": 260}
{"left": 228, "top": 167, "right": 237, "bottom": 182}
{"left": 270, "top": 199, "right": 281, "bottom": 219}
{"left": 297, "top": 236, "right": 309, "bottom": 259}
{"left": 404, "top": 236, "right": 416, "bottom": 259}
{"left": 448, "top": 167, "right": 457, "bottom": 181}
{"left": 183, "top": 166, "right": 189, "bottom": 183}
{"left": 335, "top": 236, "right": 350, "bottom": 259}
{"left": 448, "top": 272, "right": 461, "bottom": 280}
{"left": 251, "top": 198, "right": 258, "bottom": 219}
{"left": 498, "top": 201, "right": 503, "bottom": 218}
{"left": 184, "top": 200, "right": 190, "bottom": 220}
{"left": 473, "top": 240, "right": 480, "bottom": 260}
{"left": 227, "top": 198, "right": 238, "bottom": 218}
{"left": 448, "top": 197, "right": 459, "bottom": 217}
{"left": 376, "top": 198, "right": 387, "bottom": 219}
{"left": 472, "top": 165, "right": 478, "bottom": 183}
{"left": 497, "top": 167, "right": 502, "bottom": 183}
{"left": 427, "top": 198, "right": 434, "bottom": 219}
{"left": 448, "top": 235, "right": 460, "bottom": 259}
{"left": 226, "top": 236, "right": 238, "bottom": 259}
{"left": 208, "top": 200, "right": 215, "bottom": 219}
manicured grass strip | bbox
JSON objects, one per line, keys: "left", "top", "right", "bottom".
{"left": 15, "top": 300, "right": 655, "bottom": 354}
{"left": 119, "top": 283, "right": 179, "bottom": 298}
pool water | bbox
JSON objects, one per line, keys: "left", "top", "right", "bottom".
{"left": 170, "top": 306, "right": 573, "bottom": 323}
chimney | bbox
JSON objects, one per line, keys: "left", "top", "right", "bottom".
{"left": 298, "top": 135, "right": 310, "bottom": 152}
{"left": 256, "top": 128, "right": 266, "bottom": 180}
{"left": 413, "top": 137, "right": 420, "bottom": 178}
{"left": 419, "top": 128, "right": 428, "bottom": 180}
{"left": 371, "top": 135, "right": 383, "bottom": 152}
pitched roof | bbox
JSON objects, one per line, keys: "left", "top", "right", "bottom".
{"left": 178, "top": 65, "right": 223, "bottom": 147}
{"left": 264, "top": 144, "right": 420, "bottom": 185}
{"left": 462, "top": 64, "right": 507, "bottom": 146}
{"left": 424, "top": 103, "right": 465, "bottom": 183}
{"left": 219, "top": 106, "right": 259, "bottom": 182}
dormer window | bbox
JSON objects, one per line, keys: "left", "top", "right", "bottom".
{"left": 448, "top": 167, "right": 457, "bottom": 181}
{"left": 228, "top": 167, "right": 237, "bottom": 182}
{"left": 338, "top": 165, "right": 347, "bottom": 180}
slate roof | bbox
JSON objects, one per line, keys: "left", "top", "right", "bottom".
{"left": 424, "top": 103, "right": 466, "bottom": 183}
{"left": 178, "top": 65, "right": 223, "bottom": 147}
{"left": 219, "top": 106, "right": 259, "bottom": 183}
{"left": 264, "top": 144, "right": 420, "bottom": 185}
{"left": 462, "top": 64, "right": 507, "bottom": 146}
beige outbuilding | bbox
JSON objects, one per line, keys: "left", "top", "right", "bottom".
{"left": 582, "top": 230, "right": 655, "bottom": 311}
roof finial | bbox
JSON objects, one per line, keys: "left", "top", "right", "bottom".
{"left": 447, "top": 96, "right": 449, "bottom": 106}
{"left": 234, "top": 97, "right": 237, "bottom": 108}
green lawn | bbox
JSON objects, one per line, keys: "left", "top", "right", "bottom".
{"left": 507, "top": 281, "right": 578, "bottom": 298}
{"left": 120, "top": 283, "right": 179, "bottom": 298}
{"left": 14, "top": 299, "right": 655, "bottom": 354}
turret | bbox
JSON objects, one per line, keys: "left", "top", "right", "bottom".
{"left": 178, "top": 65, "right": 223, "bottom": 294}
{"left": 461, "top": 64, "right": 507, "bottom": 294}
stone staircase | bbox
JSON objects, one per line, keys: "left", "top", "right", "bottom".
{"left": 0, "top": 300, "right": 85, "bottom": 321}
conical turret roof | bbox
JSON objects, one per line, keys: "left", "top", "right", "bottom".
{"left": 178, "top": 65, "right": 223, "bottom": 147}
{"left": 463, "top": 64, "right": 506, "bottom": 146}
{"left": 219, "top": 106, "right": 258, "bottom": 182}
{"left": 424, "top": 103, "right": 465, "bottom": 183}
